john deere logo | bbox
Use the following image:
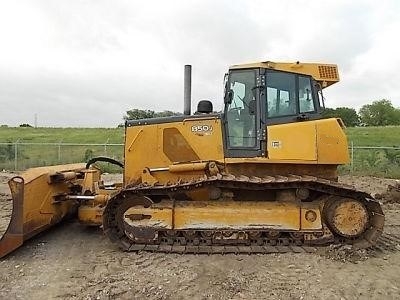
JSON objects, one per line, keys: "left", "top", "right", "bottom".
{"left": 271, "top": 141, "right": 282, "bottom": 148}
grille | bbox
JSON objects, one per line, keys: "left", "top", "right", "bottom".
{"left": 318, "top": 65, "right": 338, "bottom": 79}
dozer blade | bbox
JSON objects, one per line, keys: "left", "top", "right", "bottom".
{"left": 0, "top": 163, "right": 87, "bottom": 258}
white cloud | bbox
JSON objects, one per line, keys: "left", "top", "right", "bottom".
{"left": 0, "top": 0, "right": 399, "bottom": 127}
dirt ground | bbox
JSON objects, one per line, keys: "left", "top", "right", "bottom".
{"left": 0, "top": 172, "right": 399, "bottom": 300}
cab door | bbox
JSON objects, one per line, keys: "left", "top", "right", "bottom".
{"left": 224, "top": 69, "right": 264, "bottom": 158}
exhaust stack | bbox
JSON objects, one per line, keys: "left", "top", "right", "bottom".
{"left": 184, "top": 65, "right": 192, "bottom": 115}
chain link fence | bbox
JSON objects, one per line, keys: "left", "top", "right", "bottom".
{"left": 0, "top": 141, "right": 399, "bottom": 177}
{"left": 0, "top": 141, "right": 124, "bottom": 172}
{"left": 341, "top": 143, "right": 400, "bottom": 178}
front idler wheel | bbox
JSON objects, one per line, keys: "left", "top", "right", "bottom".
{"left": 324, "top": 197, "right": 369, "bottom": 238}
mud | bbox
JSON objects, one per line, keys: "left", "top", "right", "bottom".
{"left": 0, "top": 173, "right": 399, "bottom": 300}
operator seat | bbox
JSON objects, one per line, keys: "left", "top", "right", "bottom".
{"left": 195, "top": 100, "right": 213, "bottom": 114}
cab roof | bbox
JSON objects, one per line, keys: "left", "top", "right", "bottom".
{"left": 229, "top": 61, "right": 339, "bottom": 88}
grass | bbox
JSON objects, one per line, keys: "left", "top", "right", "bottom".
{"left": 343, "top": 126, "right": 400, "bottom": 178}
{"left": 0, "top": 127, "right": 125, "bottom": 171}
{"left": 0, "top": 127, "right": 124, "bottom": 143}
{"left": 1, "top": 126, "right": 399, "bottom": 177}
{"left": 346, "top": 126, "right": 400, "bottom": 147}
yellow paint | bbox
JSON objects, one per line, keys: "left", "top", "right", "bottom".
{"left": 22, "top": 163, "right": 86, "bottom": 183}
{"left": 80, "top": 169, "right": 101, "bottom": 194}
{"left": 22, "top": 165, "right": 87, "bottom": 218}
{"left": 300, "top": 207, "right": 322, "bottom": 230}
{"left": 122, "top": 200, "right": 324, "bottom": 231}
{"left": 169, "top": 162, "right": 208, "bottom": 173}
{"left": 225, "top": 157, "right": 318, "bottom": 164}
{"left": 78, "top": 205, "right": 104, "bottom": 226}
{"left": 12, "top": 164, "right": 93, "bottom": 237}
{"left": 267, "top": 121, "right": 317, "bottom": 161}
{"left": 263, "top": 118, "right": 348, "bottom": 164}
{"left": 316, "top": 118, "right": 349, "bottom": 164}
{"left": 174, "top": 201, "right": 301, "bottom": 230}
{"left": 124, "top": 201, "right": 173, "bottom": 229}
{"left": 124, "top": 117, "right": 224, "bottom": 185}
{"left": 127, "top": 129, "right": 143, "bottom": 151}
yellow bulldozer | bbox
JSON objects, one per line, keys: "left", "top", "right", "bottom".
{"left": 0, "top": 61, "right": 384, "bottom": 257}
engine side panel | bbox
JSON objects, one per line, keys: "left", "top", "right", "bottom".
{"left": 124, "top": 116, "right": 224, "bottom": 185}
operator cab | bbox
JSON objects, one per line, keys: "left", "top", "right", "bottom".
{"left": 223, "top": 62, "right": 338, "bottom": 157}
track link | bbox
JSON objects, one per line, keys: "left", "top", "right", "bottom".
{"left": 128, "top": 243, "right": 318, "bottom": 254}
{"left": 103, "top": 174, "right": 386, "bottom": 254}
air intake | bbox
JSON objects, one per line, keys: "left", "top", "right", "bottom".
{"left": 318, "top": 65, "right": 339, "bottom": 80}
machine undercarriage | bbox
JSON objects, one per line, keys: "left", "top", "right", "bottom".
{"left": 103, "top": 173, "right": 384, "bottom": 254}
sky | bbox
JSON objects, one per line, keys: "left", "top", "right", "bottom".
{"left": 0, "top": 0, "right": 399, "bottom": 127}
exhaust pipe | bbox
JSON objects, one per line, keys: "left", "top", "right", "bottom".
{"left": 184, "top": 65, "right": 192, "bottom": 115}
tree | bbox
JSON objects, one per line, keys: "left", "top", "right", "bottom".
{"left": 123, "top": 109, "right": 181, "bottom": 121}
{"left": 19, "top": 123, "right": 32, "bottom": 127}
{"left": 123, "top": 109, "right": 155, "bottom": 120}
{"left": 154, "top": 110, "right": 181, "bottom": 118}
{"left": 321, "top": 108, "right": 336, "bottom": 119}
{"left": 322, "top": 107, "right": 360, "bottom": 127}
{"left": 334, "top": 107, "right": 360, "bottom": 127}
{"left": 359, "top": 99, "right": 400, "bottom": 126}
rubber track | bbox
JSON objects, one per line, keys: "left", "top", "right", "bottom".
{"left": 103, "top": 174, "right": 386, "bottom": 254}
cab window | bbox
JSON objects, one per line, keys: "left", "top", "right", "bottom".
{"left": 266, "top": 71, "right": 296, "bottom": 117}
{"left": 299, "top": 76, "right": 315, "bottom": 113}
